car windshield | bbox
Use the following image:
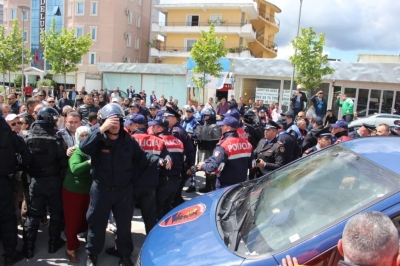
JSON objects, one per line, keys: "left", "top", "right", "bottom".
{"left": 238, "top": 145, "right": 400, "bottom": 255}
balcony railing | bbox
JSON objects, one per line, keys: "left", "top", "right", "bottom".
{"left": 155, "top": 21, "right": 246, "bottom": 27}
{"left": 257, "top": 10, "right": 280, "bottom": 28}
{"left": 155, "top": 46, "right": 194, "bottom": 52}
{"left": 256, "top": 37, "right": 278, "bottom": 53}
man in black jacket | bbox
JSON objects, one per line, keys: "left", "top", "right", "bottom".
{"left": 302, "top": 116, "right": 324, "bottom": 151}
{"left": 78, "top": 94, "right": 99, "bottom": 126}
{"left": 290, "top": 85, "right": 307, "bottom": 117}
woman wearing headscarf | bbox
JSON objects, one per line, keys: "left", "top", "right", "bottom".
{"left": 62, "top": 126, "right": 92, "bottom": 263}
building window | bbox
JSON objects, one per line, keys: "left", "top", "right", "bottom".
{"left": 23, "top": 31, "right": 28, "bottom": 43}
{"left": 68, "top": 2, "right": 72, "bottom": 16}
{"left": 135, "top": 37, "right": 140, "bottom": 50}
{"left": 90, "top": 27, "right": 97, "bottom": 41}
{"left": 90, "top": 2, "right": 98, "bottom": 16}
{"left": 22, "top": 10, "right": 29, "bottom": 21}
{"left": 186, "top": 15, "right": 199, "bottom": 26}
{"left": 126, "top": 34, "right": 132, "bottom": 47}
{"left": 136, "top": 15, "right": 141, "bottom": 28}
{"left": 89, "top": 53, "right": 96, "bottom": 65}
{"left": 127, "top": 10, "right": 132, "bottom": 24}
{"left": 10, "top": 9, "right": 17, "bottom": 20}
{"left": 76, "top": 2, "right": 84, "bottom": 15}
{"left": 185, "top": 39, "right": 197, "bottom": 51}
{"left": 75, "top": 27, "right": 84, "bottom": 37}
{"left": 209, "top": 15, "right": 223, "bottom": 25}
{"left": 137, "top": 0, "right": 142, "bottom": 6}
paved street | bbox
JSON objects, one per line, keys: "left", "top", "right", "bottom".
{"left": 1, "top": 174, "right": 205, "bottom": 266}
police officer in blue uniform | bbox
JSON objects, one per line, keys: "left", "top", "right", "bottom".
{"left": 24, "top": 107, "right": 68, "bottom": 258}
{"left": 147, "top": 103, "right": 159, "bottom": 121}
{"left": 276, "top": 118, "right": 301, "bottom": 164}
{"left": 163, "top": 107, "right": 195, "bottom": 206}
{"left": 150, "top": 117, "right": 185, "bottom": 219}
{"left": 303, "top": 127, "right": 332, "bottom": 156}
{"left": 0, "top": 116, "right": 32, "bottom": 265}
{"left": 80, "top": 104, "right": 160, "bottom": 266}
{"left": 254, "top": 120, "right": 285, "bottom": 178}
{"left": 197, "top": 116, "right": 255, "bottom": 188}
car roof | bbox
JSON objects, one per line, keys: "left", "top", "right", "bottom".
{"left": 340, "top": 137, "right": 400, "bottom": 174}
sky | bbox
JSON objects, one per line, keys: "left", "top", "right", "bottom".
{"left": 160, "top": 0, "right": 400, "bottom": 62}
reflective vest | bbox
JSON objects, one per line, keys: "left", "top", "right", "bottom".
{"left": 159, "top": 134, "right": 184, "bottom": 154}
{"left": 220, "top": 137, "right": 252, "bottom": 162}
{"left": 237, "top": 127, "right": 249, "bottom": 140}
{"left": 132, "top": 133, "right": 164, "bottom": 155}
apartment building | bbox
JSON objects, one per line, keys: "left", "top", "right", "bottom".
{"left": 2, "top": 0, "right": 152, "bottom": 88}
{"left": 150, "top": 0, "right": 281, "bottom": 64}
{"left": 0, "top": 2, "right": 3, "bottom": 25}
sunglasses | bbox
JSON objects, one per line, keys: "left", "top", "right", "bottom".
{"left": 48, "top": 101, "right": 55, "bottom": 103}
{"left": 11, "top": 122, "right": 23, "bottom": 126}
{"left": 37, "top": 95, "right": 44, "bottom": 97}
{"left": 7, "top": 98, "right": 14, "bottom": 100}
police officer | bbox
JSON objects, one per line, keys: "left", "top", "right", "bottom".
{"left": 301, "top": 116, "right": 324, "bottom": 151}
{"left": 303, "top": 127, "right": 332, "bottom": 156}
{"left": 0, "top": 115, "right": 32, "bottom": 265}
{"left": 163, "top": 107, "right": 195, "bottom": 206}
{"left": 150, "top": 117, "right": 185, "bottom": 219}
{"left": 24, "top": 107, "right": 68, "bottom": 258}
{"left": 254, "top": 120, "right": 285, "bottom": 178}
{"left": 349, "top": 123, "right": 375, "bottom": 139}
{"left": 195, "top": 108, "right": 221, "bottom": 192}
{"left": 197, "top": 116, "right": 254, "bottom": 188}
{"left": 147, "top": 103, "right": 159, "bottom": 121}
{"left": 127, "top": 114, "right": 171, "bottom": 232}
{"left": 80, "top": 104, "right": 160, "bottom": 266}
{"left": 277, "top": 118, "right": 301, "bottom": 164}
{"left": 105, "top": 114, "right": 171, "bottom": 258}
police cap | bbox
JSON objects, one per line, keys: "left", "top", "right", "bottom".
{"left": 281, "top": 110, "right": 294, "bottom": 118}
{"left": 148, "top": 117, "right": 169, "bottom": 127}
{"left": 315, "top": 127, "right": 332, "bottom": 139}
{"left": 129, "top": 103, "right": 140, "bottom": 108}
{"left": 362, "top": 123, "right": 376, "bottom": 131}
{"left": 313, "top": 116, "right": 323, "bottom": 125}
{"left": 132, "top": 93, "right": 142, "bottom": 100}
{"left": 163, "top": 106, "right": 181, "bottom": 119}
{"left": 149, "top": 103, "right": 159, "bottom": 110}
{"left": 264, "top": 120, "right": 280, "bottom": 130}
{"left": 216, "top": 116, "right": 239, "bottom": 128}
{"left": 224, "top": 109, "right": 240, "bottom": 120}
{"left": 185, "top": 106, "right": 195, "bottom": 113}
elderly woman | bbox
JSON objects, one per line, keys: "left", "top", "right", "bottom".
{"left": 62, "top": 126, "right": 92, "bottom": 263}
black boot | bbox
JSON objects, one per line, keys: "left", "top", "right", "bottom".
{"left": 86, "top": 254, "right": 97, "bottom": 266}
{"left": 23, "top": 241, "right": 34, "bottom": 259}
{"left": 105, "top": 246, "right": 121, "bottom": 258}
{"left": 4, "top": 251, "right": 24, "bottom": 266}
{"left": 48, "top": 237, "right": 66, "bottom": 254}
{"left": 119, "top": 255, "right": 133, "bottom": 266}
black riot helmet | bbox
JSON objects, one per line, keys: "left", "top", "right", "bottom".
{"left": 243, "top": 110, "right": 258, "bottom": 125}
{"left": 201, "top": 108, "right": 216, "bottom": 121}
{"left": 36, "top": 107, "right": 59, "bottom": 125}
{"left": 98, "top": 103, "right": 125, "bottom": 125}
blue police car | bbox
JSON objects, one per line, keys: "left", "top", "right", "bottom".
{"left": 137, "top": 137, "right": 400, "bottom": 265}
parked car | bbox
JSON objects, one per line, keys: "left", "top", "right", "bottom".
{"left": 348, "top": 113, "right": 400, "bottom": 131}
{"left": 138, "top": 137, "right": 400, "bottom": 266}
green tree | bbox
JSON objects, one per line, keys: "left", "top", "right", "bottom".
{"left": 41, "top": 19, "right": 92, "bottom": 89}
{"left": 0, "top": 19, "right": 31, "bottom": 96}
{"left": 190, "top": 23, "right": 227, "bottom": 102}
{"left": 289, "top": 27, "right": 335, "bottom": 93}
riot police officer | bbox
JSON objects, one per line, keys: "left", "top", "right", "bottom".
{"left": 197, "top": 116, "right": 254, "bottom": 188}
{"left": 150, "top": 117, "right": 185, "bottom": 219}
{"left": 195, "top": 108, "right": 221, "bottom": 192}
{"left": 254, "top": 120, "right": 285, "bottom": 178}
{"left": 24, "top": 107, "right": 68, "bottom": 258}
{"left": 0, "top": 116, "right": 32, "bottom": 265}
{"left": 163, "top": 107, "right": 195, "bottom": 206}
{"left": 80, "top": 104, "right": 160, "bottom": 266}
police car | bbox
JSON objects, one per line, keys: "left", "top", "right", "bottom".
{"left": 137, "top": 137, "right": 400, "bottom": 266}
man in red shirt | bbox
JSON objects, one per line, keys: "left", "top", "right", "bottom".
{"left": 23, "top": 83, "right": 33, "bottom": 99}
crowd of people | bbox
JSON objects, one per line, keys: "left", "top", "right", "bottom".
{"left": 0, "top": 83, "right": 399, "bottom": 266}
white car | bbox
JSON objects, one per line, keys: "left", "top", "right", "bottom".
{"left": 348, "top": 113, "right": 400, "bottom": 131}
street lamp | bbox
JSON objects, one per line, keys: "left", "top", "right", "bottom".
{"left": 18, "top": 5, "right": 30, "bottom": 103}
{"left": 289, "top": 0, "right": 303, "bottom": 99}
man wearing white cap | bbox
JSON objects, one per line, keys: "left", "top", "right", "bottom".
{"left": 290, "top": 85, "right": 307, "bottom": 117}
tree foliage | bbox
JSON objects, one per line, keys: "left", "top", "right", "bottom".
{"left": 289, "top": 27, "right": 335, "bottom": 92}
{"left": 41, "top": 19, "right": 92, "bottom": 88}
{"left": 190, "top": 23, "right": 228, "bottom": 92}
{"left": 0, "top": 19, "right": 31, "bottom": 94}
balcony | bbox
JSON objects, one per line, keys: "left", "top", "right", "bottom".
{"left": 254, "top": 37, "right": 278, "bottom": 56}
{"left": 150, "top": 47, "right": 254, "bottom": 59}
{"left": 151, "top": 22, "right": 256, "bottom": 41}
{"left": 257, "top": 10, "right": 280, "bottom": 28}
